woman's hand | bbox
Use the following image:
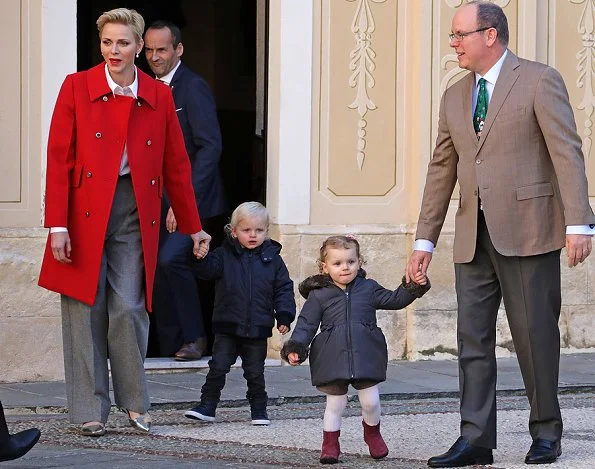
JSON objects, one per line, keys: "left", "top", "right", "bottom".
{"left": 165, "top": 207, "right": 177, "bottom": 233}
{"left": 51, "top": 232, "right": 72, "bottom": 264}
{"left": 277, "top": 325, "right": 289, "bottom": 335}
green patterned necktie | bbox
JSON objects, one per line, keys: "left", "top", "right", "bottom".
{"left": 473, "top": 78, "right": 488, "bottom": 137}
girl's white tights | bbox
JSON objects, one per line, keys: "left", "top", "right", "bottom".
{"left": 358, "top": 385, "right": 381, "bottom": 426}
{"left": 323, "top": 394, "right": 347, "bottom": 432}
{"left": 322, "top": 385, "right": 381, "bottom": 432}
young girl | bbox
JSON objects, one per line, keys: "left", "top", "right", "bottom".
{"left": 184, "top": 202, "right": 296, "bottom": 425}
{"left": 281, "top": 235, "right": 429, "bottom": 464}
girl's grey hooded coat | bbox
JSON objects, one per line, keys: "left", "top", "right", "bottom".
{"left": 281, "top": 271, "right": 429, "bottom": 386}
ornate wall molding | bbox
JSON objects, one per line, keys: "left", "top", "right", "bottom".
{"left": 346, "top": 0, "right": 386, "bottom": 170}
{"left": 440, "top": 54, "right": 468, "bottom": 95}
{"left": 572, "top": 0, "right": 595, "bottom": 158}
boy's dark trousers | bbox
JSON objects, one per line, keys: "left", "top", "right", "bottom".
{"left": 201, "top": 333, "right": 268, "bottom": 407}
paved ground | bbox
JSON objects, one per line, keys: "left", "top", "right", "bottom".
{"left": 1, "top": 353, "right": 594, "bottom": 468}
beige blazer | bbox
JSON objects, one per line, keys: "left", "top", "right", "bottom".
{"left": 416, "top": 51, "right": 595, "bottom": 263}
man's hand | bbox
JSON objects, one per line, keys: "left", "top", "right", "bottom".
{"left": 166, "top": 207, "right": 177, "bottom": 233}
{"left": 51, "top": 231, "right": 72, "bottom": 264}
{"left": 406, "top": 250, "right": 433, "bottom": 283}
{"left": 566, "top": 234, "right": 592, "bottom": 267}
{"left": 277, "top": 325, "right": 289, "bottom": 335}
{"left": 191, "top": 230, "right": 211, "bottom": 259}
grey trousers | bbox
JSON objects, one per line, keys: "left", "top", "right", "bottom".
{"left": 455, "top": 210, "right": 562, "bottom": 448}
{"left": 61, "top": 176, "right": 150, "bottom": 424}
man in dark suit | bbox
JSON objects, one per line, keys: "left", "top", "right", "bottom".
{"left": 145, "top": 21, "right": 227, "bottom": 360}
{"left": 406, "top": 1, "right": 595, "bottom": 467}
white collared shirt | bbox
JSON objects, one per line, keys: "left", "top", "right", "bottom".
{"left": 472, "top": 50, "right": 507, "bottom": 116}
{"left": 155, "top": 60, "right": 181, "bottom": 85}
{"left": 105, "top": 63, "right": 139, "bottom": 98}
{"left": 104, "top": 63, "right": 138, "bottom": 177}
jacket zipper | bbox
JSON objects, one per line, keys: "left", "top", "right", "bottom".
{"left": 345, "top": 288, "right": 354, "bottom": 379}
{"left": 246, "top": 251, "right": 253, "bottom": 334}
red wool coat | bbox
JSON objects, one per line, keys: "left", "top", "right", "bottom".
{"left": 38, "top": 64, "right": 202, "bottom": 311}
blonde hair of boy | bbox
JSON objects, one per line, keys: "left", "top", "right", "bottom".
{"left": 225, "top": 202, "right": 270, "bottom": 237}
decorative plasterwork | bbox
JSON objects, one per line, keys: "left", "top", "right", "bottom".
{"left": 572, "top": 0, "right": 595, "bottom": 158}
{"left": 440, "top": 55, "right": 467, "bottom": 95}
{"left": 346, "top": 0, "right": 386, "bottom": 170}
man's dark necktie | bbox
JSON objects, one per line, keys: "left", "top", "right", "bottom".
{"left": 473, "top": 78, "right": 488, "bottom": 138}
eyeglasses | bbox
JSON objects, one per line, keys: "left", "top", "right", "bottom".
{"left": 448, "top": 27, "right": 492, "bottom": 42}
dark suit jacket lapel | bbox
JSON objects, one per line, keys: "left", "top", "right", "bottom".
{"left": 170, "top": 62, "right": 188, "bottom": 97}
{"left": 476, "top": 50, "right": 520, "bottom": 153}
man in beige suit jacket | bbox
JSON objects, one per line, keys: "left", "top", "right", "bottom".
{"left": 406, "top": 2, "right": 595, "bottom": 467}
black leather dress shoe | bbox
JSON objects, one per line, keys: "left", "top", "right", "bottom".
{"left": 427, "top": 437, "right": 493, "bottom": 468}
{"left": 0, "top": 428, "right": 41, "bottom": 462}
{"left": 525, "top": 439, "right": 561, "bottom": 464}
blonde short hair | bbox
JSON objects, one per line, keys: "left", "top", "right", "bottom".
{"left": 96, "top": 8, "right": 145, "bottom": 44}
{"left": 225, "top": 202, "right": 270, "bottom": 236}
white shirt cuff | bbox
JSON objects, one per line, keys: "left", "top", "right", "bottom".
{"left": 50, "top": 227, "right": 68, "bottom": 233}
{"left": 414, "top": 239, "right": 435, "bottom": 253}
{"left": 566, "top": 225, "right": 595, "bottom": 236}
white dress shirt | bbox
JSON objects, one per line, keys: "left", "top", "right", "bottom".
{"left": 155, "top": 60, "right": 181, "bottom": 85}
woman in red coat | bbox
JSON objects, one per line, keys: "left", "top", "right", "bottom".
{"left": 38, "top": 7, "right": 210, "bottom": 436}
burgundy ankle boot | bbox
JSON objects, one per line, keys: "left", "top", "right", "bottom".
{"left": 320, "top": 430, "right": 340, "bottom": 464}
{"left": 363, "top": 420, "right": 389, "bottom": 459}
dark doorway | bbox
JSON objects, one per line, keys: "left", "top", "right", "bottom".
{"left": 77, "top": 0, "right": 268, "bottom": 357}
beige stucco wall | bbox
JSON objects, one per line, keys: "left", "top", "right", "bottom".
{"left": 2, "top": 0, "right": 595, "bottom": 382}
{"left": 0, "top": 229, "right": 62, "bottom": 381}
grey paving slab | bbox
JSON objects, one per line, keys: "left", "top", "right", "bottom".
{"left": 1, "top": 354, "right": 594, "bottom": 412}
{"left": 0, "top": 382, "right": 67, "bottom": 408}
{"left": 0, "top": 446, "right": 273, "bottom": 468}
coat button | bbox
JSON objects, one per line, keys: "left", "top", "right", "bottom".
{"left": 86, "top": 172, "right": 92, "bottom": 178}
{"left": 473, "top": 189, "right": 478, "bottom": 196}
{"left": 150, "top": 179, "right": 156, "bottom": 185}
{"left": 102, "top": 96, "right": 108, "bottom": 101}
{"left": 475, "top": 159, "right": 481, "bottom": 164}
{"left": 151, "top": 220, "right": 156, "bottom": 226}
{"left": 137, "top": 101, "right": 142, "bottom": 107}
{"left": 96, "top": 132, "right": 102, "bottom": 138}
{"left": 146, "top": 139, "right": 152, "bottom": 146}
{"left": 85, "top": 211, "right": 90, "bottom": 217}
